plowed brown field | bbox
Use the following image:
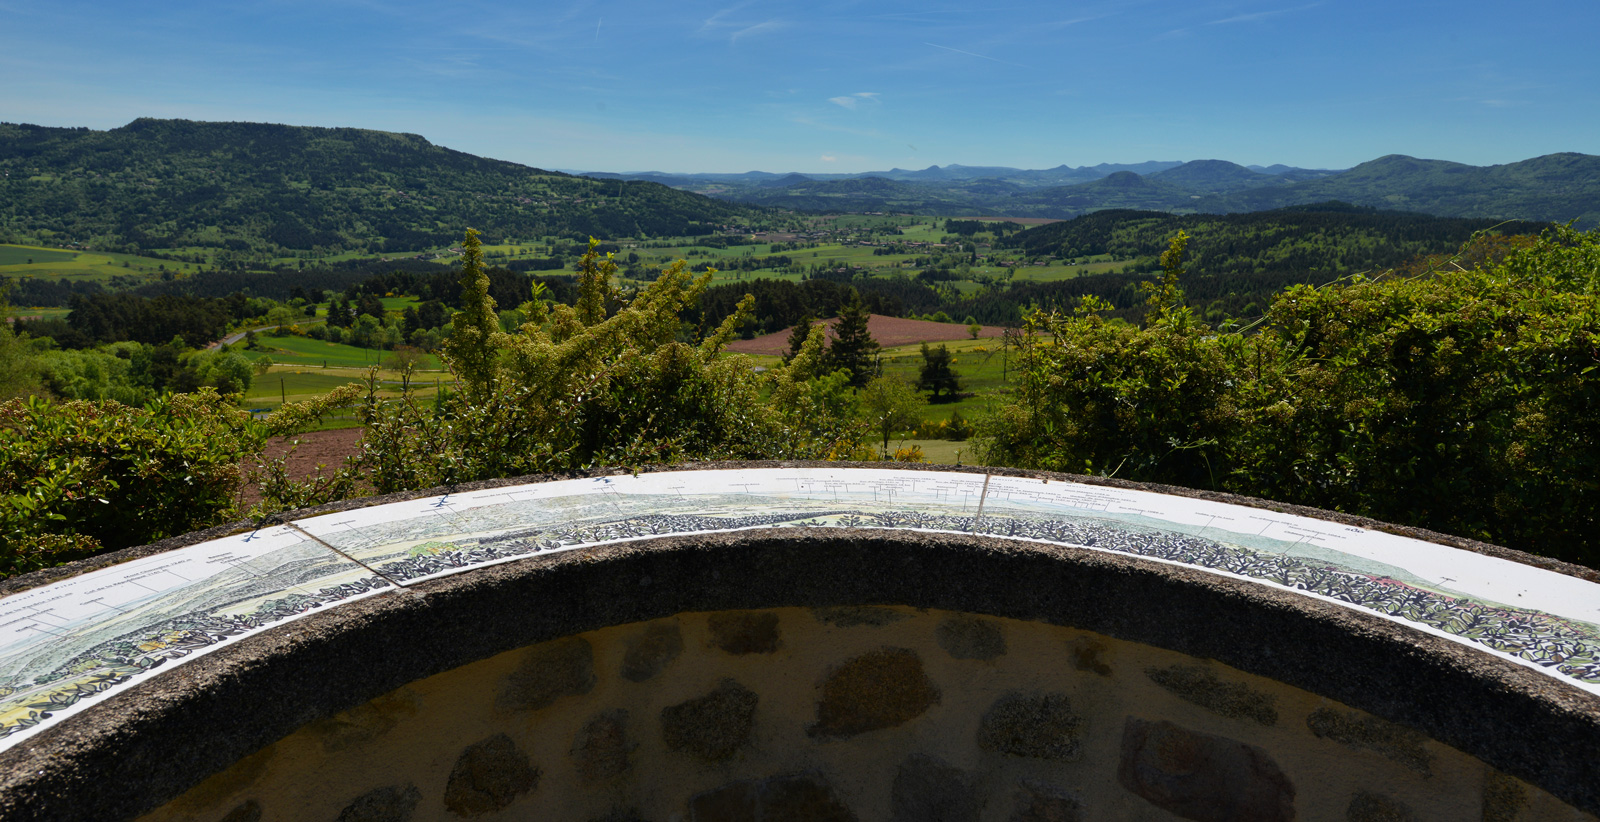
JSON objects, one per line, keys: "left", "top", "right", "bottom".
{"left": 726, "top": 314, "right": 1004, "bottom": 357}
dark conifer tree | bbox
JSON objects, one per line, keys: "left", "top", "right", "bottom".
{"left": 784, "top": 311, "right": 815, "bottom": 363}
{"left": 917, "top": 342, "right": 961, "bottom": 401}
{"left": 826, "top": 289, "right": 878, "bottom": 387}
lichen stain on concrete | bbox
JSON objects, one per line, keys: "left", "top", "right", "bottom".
{"left": 1146, "top": 664, "right": 1279, "bottom": 726}
{"left": 620, "top": 621, "right": 683, "bottom": 682}
{"left": 1118, "top": 717, "right": 1295, "bottom": 822}
{"left": 661, "top": 679, "right": 759, "bottom": 761}
{"left": 498, "top": 636, "right": 595, "bottom": 711}
{"left": 977, "top": 692, "right": 1084, "bottom": 760}
{"left": 708, "top": 611, "right": 782, "bottom": 655}
{"left": 936, "top": 613, "right": 1007, "bottom": 661}
{"left": 443, "top": 733, "right": 539, "bottom": 817}
{"left": 809, "top": 647, "right": 940, "bottom": 739}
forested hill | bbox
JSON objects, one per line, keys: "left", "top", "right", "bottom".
{"left": 1196, "top": 153, "right": 1600, "bottom": 226}
{"left": 0, "top": 119, "right": 764, "bottom": 255}
{"left": 1002, "top": 204, "right": 1549, "bottom": 277}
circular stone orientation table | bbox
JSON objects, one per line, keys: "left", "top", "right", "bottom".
{"left": 0, "top": 463, "right": 1596, "bottom": 820}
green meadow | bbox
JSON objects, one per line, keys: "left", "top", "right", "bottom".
{"left": 0, "top": 243, "right": 193, "bottom": 288}
{"left": 248, "top": 334, "right": 443, "bottom": 370}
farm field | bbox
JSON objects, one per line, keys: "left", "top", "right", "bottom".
{"left": 0, "top": 243, "right": 196, "bottom": 285}
{"left": 247, "top": 334, "right": 444, "bottom": 369}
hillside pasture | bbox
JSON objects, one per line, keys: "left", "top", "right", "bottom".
{"left": 0, "top": 244, "right": 190, "bottom": 285}
{"left": 249, "top": 334, "right": 443, "bottom": 369}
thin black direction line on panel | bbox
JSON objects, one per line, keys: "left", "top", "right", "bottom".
{"left": 285, "top": 522, "right": 414, "bottom": 592}
{"left": 427, "top": 494, "right": 478, "bottom": 534}
{"left": 971, "top": 472, "right": 993, "bottom": 531}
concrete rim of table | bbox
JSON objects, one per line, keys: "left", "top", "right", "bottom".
{"left": 0, "top": 461, "right": 1596, "bottom": 821}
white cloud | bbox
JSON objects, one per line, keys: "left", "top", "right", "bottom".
{"left": 820, "top": 155, "right": 837, "bottom": 162}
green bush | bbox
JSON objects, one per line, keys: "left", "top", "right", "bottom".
{"left": 302, "top": 232, "right": 865, "bottom": 499}
{"left": 0, "top": 390, "right": 267, "bottom": 576}
{"left": 982, "top": 226, "right": 1600, "bottom": 567}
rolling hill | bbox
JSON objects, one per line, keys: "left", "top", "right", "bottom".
{"left": 0, "top": 119, "right": 771, "bottom": 256}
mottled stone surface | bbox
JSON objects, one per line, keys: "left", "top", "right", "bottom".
{"left": 443, "top": 733, "right": 538, "bottom": 817}
{"left": 1146, "top": 665, "right": 1279, "bottom": 726}
{"left": 977, "top": 692, "right": 1083, "bottom": 760}
{"left": 1347, "top": 791, "right": 1416, "bottom": 822}
{"left": 661, "top": 679, "right": 759, "bottom": 761}
{"left": 620, "top": 622, "right": 683, "bottom": 682}
{"left": 813, "top": 606, "right": 909, "bottom": 627}
{"left": 219, "top": 799, "right": 262, "bottom": 822}
{"left": 1011, "top": 781, "right": 1083, "bottom": 822}
{"left": 708, "top": 611, "right": 782, "bottom": 655}
{"left": 1483, "top": 770, "right": 1530, "bottom": 822}
{"left": 1070, "top": 638, "right": 1112, "bottom": 677}
{"left": 335, "top": 784, "right": 420, "bottom": 822}
{"left": 572, "top": 709, "right": 632, "bottom": 784}
{"left": 1118, "top": 717, "right": 1295, "bottom": 822}
{"left": 308, "top": 691, "right": 419, "bottom": 753}
{"left": 809, "top": 648, "right": 940, "bottom": 739}
{"left": 587, "top": 811, "right": 649, "bottom": 822}
{"left": 891, "top": 754, "right": 982, "bottom": 822}
{"left": 1307, "top": 707, "right": 1432, "bottom": 776}
{"left": 498, "top": 636, "right": 595, "bottom": 711}
{"left": 936, "top": 614, "right": 1007, "bottom": 660}
{"left": 687, "top": 773, "right": 856, "bottom": 822}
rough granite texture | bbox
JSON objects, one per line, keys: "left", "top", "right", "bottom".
{"left": 0, "top": 462, "right": 1598, "bottom": 821}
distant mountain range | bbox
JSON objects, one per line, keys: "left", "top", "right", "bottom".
{"left": 581, "top": 154, "right": 1600, "bottom": 227}
{"left": 2, "top": 118, "right": 1595, "bottom": 262}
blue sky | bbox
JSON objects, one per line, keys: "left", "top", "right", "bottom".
{"left": 3, "top": 1, "right": 1596, "bottom": 173}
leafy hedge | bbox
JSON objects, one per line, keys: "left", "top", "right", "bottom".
{"left": 982, "top": 226, "right": 1600, "bottom": 567}
{"left": 0, "top": 390, "right": 265, "bottom": 576}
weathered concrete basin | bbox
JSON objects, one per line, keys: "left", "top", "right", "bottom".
{"left": 0, "top": 464, "right": 1595, "bottom": 821}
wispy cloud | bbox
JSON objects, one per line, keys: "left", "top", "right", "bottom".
{"left": 923, "top": 42, "right": 1024, "bottom": 67}
{"left": 700, "top": 4, "right": 787, "bottom": 44}
{"left": 1039, "top": 14, "right": 1108, "bottom": 31}
{"left": 731, "top": 20, "right": 786, "bottom": 43}
{"left": 820, "top": 154, "right": 837, "bottom": 162}
{"left": 828, "top": 92, "right": 880, "bottom": 110}
{"left": 1206, "top": 3, "right": 1320, "bottom": 25}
